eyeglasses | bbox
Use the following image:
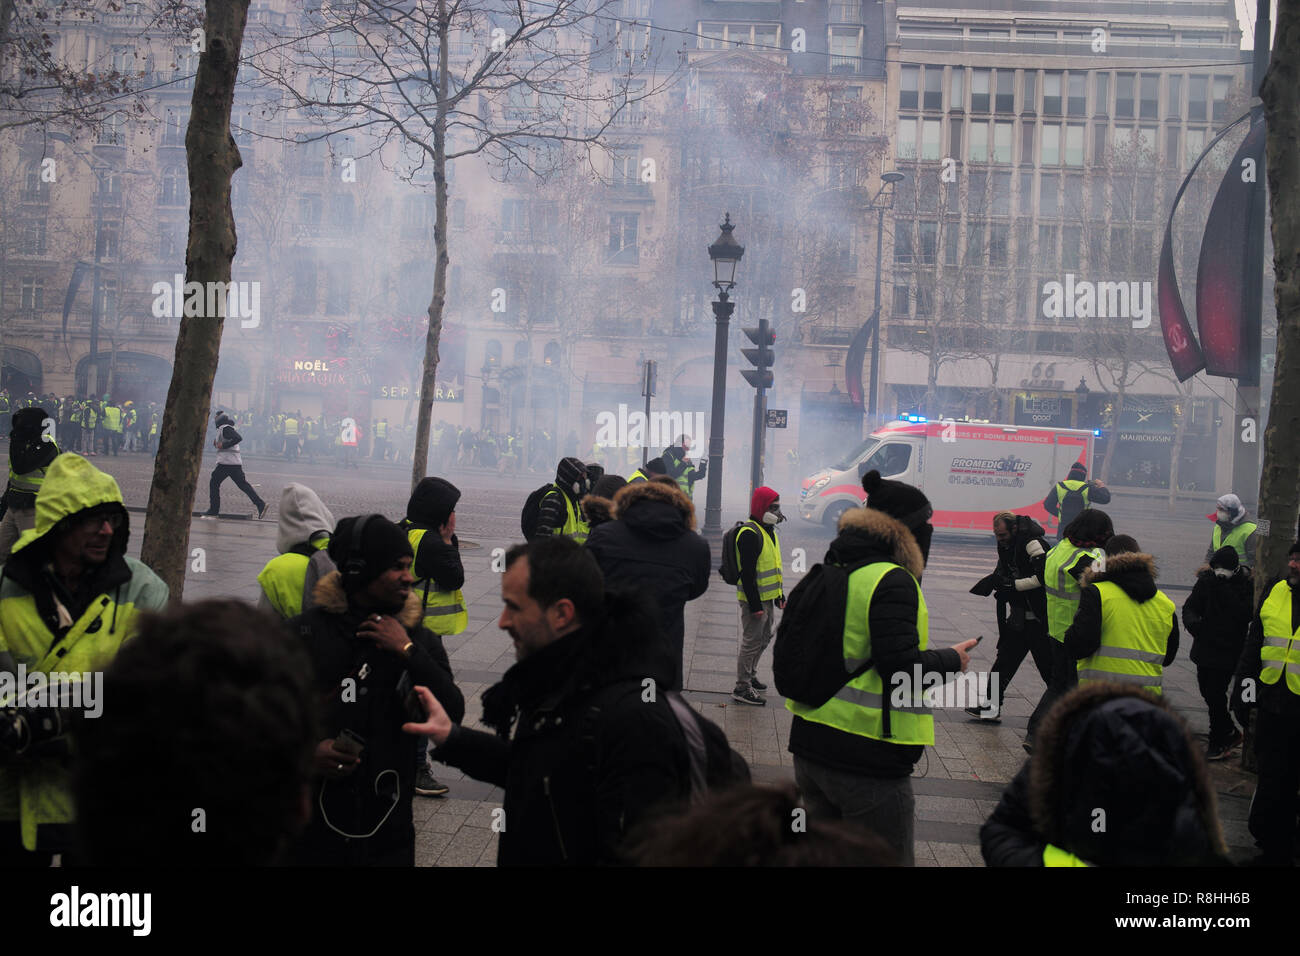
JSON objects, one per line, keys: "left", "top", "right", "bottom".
{"left": 78, "top": 511, "right": 123, "bottom": 531}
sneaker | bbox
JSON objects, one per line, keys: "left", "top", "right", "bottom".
{"left": 256, "top": 502, "right": 268, "bottom": 520}
{"left": 200, "top": 513, "right": 218, "bottom": 520}
{"left": 965, "top": 702, "right": 1001, "bottom": 723}
{"left": 1207, "top": 731, "right": 1244, "bottom": 761}
{"left": 750, "top": 677, "right": 767, "bottom": 691}
{"left": 1022, "top": 741, "right": 1034, "bottom": 755}
{"left": 414, "top": 770, "right": 449, "bottom": 797}
{"left": 732, "top": 685, "right": 766, "bottom": 706}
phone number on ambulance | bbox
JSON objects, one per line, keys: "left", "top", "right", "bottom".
{"left": 948, "top": 474, "right": 1025, "bottom": 487}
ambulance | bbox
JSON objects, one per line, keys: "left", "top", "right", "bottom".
{"left": 798, "top": 419, "right": 1095, "bottom": 537}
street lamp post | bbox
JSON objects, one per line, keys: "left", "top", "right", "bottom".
{"left": 867, "top": 171, "right": 906, "bottom": 423}
{"left": 703, "top": 213, "right": 744, "bottom": 536}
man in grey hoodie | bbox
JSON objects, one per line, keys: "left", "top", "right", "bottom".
{"left": 257, "top": 483, "right": 337, "bottom": 619}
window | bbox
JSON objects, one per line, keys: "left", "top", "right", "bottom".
{"left": 301, "top": 139, "right": 326, "bottom": 176}
{"left": 969, "top": 120, "right": 988, "bottom": 162}
{"left": 969, "top": 170, "right": 988, "bottom": 212}
{"left": 1094, "top": 73, "right": 1109, "bottom": 115}
{"left": 1167, "top": 75, "right": 1182, "bottom": 118}
{"left": 921, "top": 119, "right": 941, "bottom": 160}
{"left": 1020, "top": 122, "right": 1035, "bottom": 164}
{"left": 944, "top": 224, "right": 960, "bottom": 266}
{"left": 326, "top": 269, "right": 350, "bottom": 315}
{"left": 893, "top": 221, "right": 914, "bottom": 264}
{"left": 1022, "top": 71, "right": 1036, "bottom": 112}
{"left": 1109, "top": 226, "right": 1129, "bottom": 272}
{"left": 1039, "top": 173, "right": 1060, "bottom": 217}
{"left": 24, "top": 162, "right": 49, "bottom": 202}
{"left": 95, "top": 279, "right": 118, "bottom": 322}
{"left": 992, "top": 171, "right": 1012, "bottom": 215}
{"left": 1065, "top": 124, "right": 1084, "bottom": 166}
{"left": 20, "top": 220, "right": 47, "bottom": 255}
{"left": 1065, "top": 174, "right": 1084, "bottom": 217}
{"left": 970, "top": 27, "right": 1010, "bottom": 39}
{"left": 1038, "top": 224, "right": 1058, "bottom": 263}
{"left": 698, "top": 22, "right": 725, "bottom": 49}
{"left": 950, "top": 69, "right": 964, "bottom": 110}
{"left": 1016, "top": 220, "right": 1033, "bottom": 259}
{"left": 1165, "top": 127, "right": 1180, "bottom": 166}
{"left": 159, "top": 164, "right": 186, "bottom": 205}
{"left": 1188, "top": 75, "right": 1208, "bottom": 121}
{"left": 611, "top": 147, "right": 641, "bottom": 185}
{"left": 98, "top": 114, "right": 126, "bottom": 146}
{"left": 829, "top": 152, "right": 859, "bottom": 188}
{"left": 331, "top": 194, "right": 356, "bottom": 228}
{"left": 971, "top": 69, "right": 990, "bottom": 112}
{"left": 96, "top": 223, "right": 120, "bottom": 260}
{"left": 1040, "top": 123, "right": 1060, "bottom": 165}
{"left": 1018, "top": 174, "right": 1035, "bottom": 211}
{"left": 1136, "top": 176, "right": 1156, "bottom": 220}
{"left": 1090, "top": 180, "right": 1106, "bottom": 220}
{"left": 988, "top": 224, "right": 1009, "bottom": 266}
{"left": 828, "top": 86, "right": 863, "bottom": 132}
{"left": 502, "top": 198, "right": 528, "bottom": 236}
{"left": 918, "top": 221, "right": 937, "bottom": 264}
{"left": 20, "top": 277, "right": 43, "bottom": 312}
{"left": 1062, "top": 226, "right": 1081, "bottom": 269}
{"left": 900, "top": 65, "right": 919, "bottom": 110}
{"left": 993, "top": 122, "right": 1013, "bottom": 163}
{"left": 292, "top": 256, "right": 316, "bottom": 312}
{"left": 892, "top": 282, "right": 911, "bottom": 317}
{"left": 1043, "top": 73, "right": 1061, "bottom": 115}
{"left": 1212, "top": 75, "right": 1232, "bottom": 122}
{"left": 608, "top": 212, "right": 638, "bottom": 264}
{"left": 1068, "top": 74, "right": 1086, "bottom": 115}
{"left": 1185, "top": 127, "right": 1206, "bottom": 168}
{"left": 996, "top": 71, "right": 1014, "bottom": 112}
{"left": 897, "top": 118, "right": 918, "bottom": 159}
{"left": 1140, "top": 74, "right": 1159, "bottom": 119}
{"left": 916, "top": 285, "right": 933, "bottom": 317}
{"left": 1093, "top": 123, "right": 1108, "bottom": 164}
{"left": 1139, "top": 126, "right": 1157, "bottom": 156}
{"left": 829, "top": 27, "right": 861, "bottom": 72}
{"left": 1116, "top": 73, "right": 1136, "bottom": 118}
{"left": 924, "top": 68, "right": 942, "bottom": 110}
{"left": 300, "top": 194, "right": 324, "bottom": 229}
{"left": 949, "top": 118, "right": 962, "bottom": 158}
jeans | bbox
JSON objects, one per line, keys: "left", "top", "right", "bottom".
{"left": 989, "top": 613, "right": 1052, "bottom": 708}
{"left": 736, "top": 600, "right": 775, "bottom": 689}
{"left": 1197, "top": 665, "right": 1240, "bottom": 746}
{"left": 207, "top": 464, "right": 265, "bottom": 515}
{"left": 1027, "top": 638, "right": 1077, "bottom": 743}
{"left": 794, "top": 756, "right": 915, "bottom": 865}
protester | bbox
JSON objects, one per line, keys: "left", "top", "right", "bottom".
{"left": 1183, "top": 546, "right": 1253, "bottom": 760}
{"left": 732, "top": 486, "right": 785, "bottom": 706}
{"left": 534, "top": 457, "right": 590, "bottom": 543}
{"left": 203, "top": 410, "right": 267, "bottom": 520}
{"left": 257, "top": 483, "right": 337, "bottom": 620}
{"left": 0, "top": 408, "right": 60, "bottom": 563}
{"left": 580, "top": 473, "right": 627, "bottom": 531}
{"left": 1205, "top": 493, "right": 1258, "bottom": 567}
{"left": 1042, "top": 461, "right": 1110, "bottom": 542}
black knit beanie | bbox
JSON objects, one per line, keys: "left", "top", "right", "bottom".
{"left": 406, "top": 477, "right": 461, "bottom": 528}
{"left": 328, "top": 515, "right": 413, "bottom": 591}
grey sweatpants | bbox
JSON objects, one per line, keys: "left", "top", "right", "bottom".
{"left": 794, "top": 755, "right": 916, "bottom": 866}
{"left": 736, "top": 600, "right": 775, "bottom": 688}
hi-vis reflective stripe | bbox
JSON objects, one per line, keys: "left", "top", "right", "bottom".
{"left": 1077, "top": 669, "right": 1163, "bottom": 687}
{"left": 1090, "top": 645, "right": 1164, "bottom": 663}
{"left": 1045, "top": 546, "right": 1087, "bottom": 599}
{"left": 755, "top": 568, "right": 780, "bottom": 580}
{"left": 423, "top": 602, "right": 465, "bottom": 617}
{"left": 846, "top": 655, "right": 869, "bottom": 670}
{"left": 1263, "top": 636, "right": 1291, "bottom": 647}
{"left": 835, "top": 684, "right": 933, "bottom": 715}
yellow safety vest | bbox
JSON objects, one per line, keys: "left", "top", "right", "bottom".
{"left": 256, "top": 537, "right": 329, "bottom": 620}
{"left": 1212, "top": 522, "right": 1258, "bottom": 566}
{"left": 735, "top": 521, "right": 783, "bottom": 603}
{"left": 101, "top": 406, "right": 122, "bottom": 432}
{"left": 787, "top": 561, "right": 933, "bottom": 744}
{"left": 1043, "top": 844, "right": 1091, "bottom": 866}
{"left": 1259, "top": 581, "right": 1300, "bottom": 696}
{"left": 284, "top": 417, "right": 299, "bottom": 437}
{"left": 7, "top": 453, "right": 55, "bottom": 498}
{"left": 376, "top": 421, "right": 388, "bottom": 438}
{"left": 1075, "top": 580, "right": 1174, "bottom": 695}
{"left": 1055, "top": 479, "right": 1091, "bottom": 512}
{"left": 407, "top": 528, "right": 467, "bottom": 635}
{"left": 1044, "top": 541, "right": 1103, "bottom": 642}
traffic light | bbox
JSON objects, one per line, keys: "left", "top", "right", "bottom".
{"left": 741, "top": 320, "right": 775, "bottom": 389}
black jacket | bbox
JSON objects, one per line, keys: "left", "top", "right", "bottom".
{"left": 1183, "top": 565, "right": 1253, "bottom": 671}
{"left": 737, "top": 519, "right": 778, "bottom": 612}
{"left": 977, "top": 516, "right": 1048, "bottom": 627}
{"left": 401, "top": 520, "right": 464, "bottom": 590}
{"left": 536, "top": 484, "right": 580, "bottom": 537}
{"left": 1236, "top": 577, "right": 1300, "bottom": 718}
{"left": 4, "top": 429, "right": 59, "bottom": 509}
{"left": 1064, "top": 552, "right": 1179, "bottom": 667}
{"left": 1043, "top": 480, "right": 1112, "bottom": 531}
{"left": 585, "top": 480, "right": 710, "bottom": 690}
{"left": 981, "top": 684, "right": 1229, "bottom": 866}
{"left": 433, "top": 591, "right": 691, "bottom": 865}
{"left": 787, "top": 506, "right": 962, "bottom": 779}
{"left": 288, "top": 571, "right": 465, "bottom": 865}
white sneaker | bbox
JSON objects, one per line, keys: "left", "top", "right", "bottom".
{"left": 965, "top": 702, "right": 1001, "bottom": 723}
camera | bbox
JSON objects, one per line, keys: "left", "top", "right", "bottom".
{"left": 0, "top": 706, "right": 80, "bottom": 762}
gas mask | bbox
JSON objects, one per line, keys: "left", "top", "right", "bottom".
{"left": 762, "top": 504, "right": 785, "bottom": 525}
{"left": 1216, "top": 509, "right": 1232, "bottom": 524}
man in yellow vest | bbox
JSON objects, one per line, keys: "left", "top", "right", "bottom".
{"left": 534, "top": 457, "right": 590, "bottom": 544}
{"left": 1205, "top": 493, "right": 1258, "bottom": 567}
{"left": 100, "top": 397, "right": 122, "bottom": 457}
{"left": 732, "top": 487, "right": 788, "bottom": 706}
{"left": 1065, "top": 534, "right": 1178, "bottom": 695}
{"left": 401, "top": 477, "right": 466, "bottom": 799}
{"left": 81, "top": 400, "right": 98, "bottom": 456}
{"left": 0, "top": 408, "right": 60, "bottom": 564}
{"left": 0, "top": 453, "right": 169, "bottom": 863}
{"left": 256, "top": 483, "right": 336, "bottom": 619}
{"left": 787, "top": 470, "right": 976, "bottom": 865}
{"left": 1233, "top": 541, "right": 1300, "bottom": 865}
{"left": 1042, "top": 461, "right": 1111, "bottom": 543}
{"left": 1026, "top": 508, "right": 1113, "bottom": 751}
{"left": 283, "top": 411, "right": 300, "bottom": 462}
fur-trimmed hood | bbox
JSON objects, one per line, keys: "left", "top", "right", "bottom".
{"left": 310, "top": 569, "right": 423, "bottom": 629}
{"left": 611, "top": 478, "right": 696, "bottom": 534}
{"left": 581, "top": 494, "right": 616, "bottom": 527}
{"left": 1080, "top": 551, "right": 1158, "bottom": 601}
{"left": 1028, "top": 683, "right": 1228, "bottom": 866}
{"left": 829, "top": 505, "right": 924, "bottom": 580}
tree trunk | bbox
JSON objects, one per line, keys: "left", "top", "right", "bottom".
{"left": 1099, "top": 382, "right": 1126, "bottom": 485}
{"left": 409, "top": 0, "right": 450, "bottom": 493}
{"left": 1256, "top": 6, "right": 1300, "bottom": 604}
{"left": 139, "top": 0, "right": 251, "bottom": 599}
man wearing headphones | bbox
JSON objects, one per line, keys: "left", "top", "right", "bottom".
{"left": 288, "top": 514, "right": 465, "bottom": 866}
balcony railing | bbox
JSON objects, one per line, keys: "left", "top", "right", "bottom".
{"left": 830, "top": 0, "right": 862, "bottom": 22}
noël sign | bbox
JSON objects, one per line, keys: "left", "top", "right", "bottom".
{"left": 766, "top": 408, "right": 788, "bottom": 429}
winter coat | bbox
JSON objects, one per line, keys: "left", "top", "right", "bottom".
{"left": 432, "top": 591, "right": 691, "bottom": 865}
{"left": 580, "top": 494, "right": 616, "bottom": 530}
{"left": 977, "top": 516, "right": 1049, "bottom": 629}
{"left": 981, "top": 683, "right": 1229, "bottom": 866}
{"left": 584, "top": 480, "right": 711, "bottom": 690}
{"left": 257, "top": 483, "right": 337, "bottom": 619}
{"left": 1064, "top": 552, "right": 1179, "bottom": 666}
{"left": 786, "top": 506, "right": 962, "bottom": 779}
{"left": 1236, "top": 577, "right": 1300, "bottom": 718}
{"left": 1183, "top": 564, "right": 1253, "bottom": 671}
{"left": 288, "top": 570, "right": 465, "bottom": 866}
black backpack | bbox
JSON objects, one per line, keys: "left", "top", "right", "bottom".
{"left": 665, "top": 691, "right": 750, "bottom": 800}
{"left": 1058, "top": 481, "right": 1088, "bottom": 519}
{"left": 718, "top": 520, "right": 747, "bottom": 584}
{"left": 520, "top": 484, "right": 553, "bottom": 541}
{"left": 773, "top": 558, "right": 876, "bottom": 708}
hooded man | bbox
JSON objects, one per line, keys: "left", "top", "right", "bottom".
{"left": 1205, "top": 493, "right": 1258, "bottom": 568}
{"left": 0, "top": 408, "right": 60, "bottom": 564}
{"left": 1042, "top": 461, "right": 1110, "bottom": 542}
{"left": 731, "top": 486, "right": 786, "bottom": 706}
{"left": 585, "top": 476, "right": 711, "bottom": 690}
{"left": 0, "top": 453, "right": 169, "bottom": 863}
{"left": 288, "top": 515, "right": 465, "bottom": 866}
{"left": 257, "top": 483, "right": 337, "bottom": 620}
{"left": 785, "top": 469, "right": 976, "bottom": 866}
{"left": 400, "top": 477, "right": 466, "bottom": 798}
{"left": 981, "top": 683, "right": 1229, "bottom": 866}
{"left": 580, "top": 474, "right": 627, "bottom": 531}
{"left": 660, "top": 435, "right": 706, "bottom": 499}
{"left": 534, "top": 457, "right": 590, "bottom": 543}
{"left": 1184, "top": 545, "right": 1253, "bottom": 760}
{"left": 204, "top": 410, "right": 267, "bottom": 520}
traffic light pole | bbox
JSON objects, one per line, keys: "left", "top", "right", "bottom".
{"left": 703, "top": 294, "right": 733, "bottom": 536}
{"left": 741, "top": 316, "right": 774, "bottom": 497}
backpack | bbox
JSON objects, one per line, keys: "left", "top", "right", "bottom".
{"left": 773, "top": 558, "right": 876, "bottom": 707}
{"left": 1057, "top": 481, "right": 1088, "bottom": 520}
{"left": 520, "top": 484, "right": 553, "bottom": 541}
{"left": 718, "top": 520, "right": 747, "bottom": 584}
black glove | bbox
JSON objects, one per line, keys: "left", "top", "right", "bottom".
{"left": 775, "top": 595, "right": 786, "bottom": 610}
{"left": 696, "top": 458, "right": 707, "bottom": 480}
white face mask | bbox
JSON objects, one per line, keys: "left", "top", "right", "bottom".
{"left": 1216, "top": 509, "right": 1232, "bottom": 523}
{"left": 762, "top": 508, "right": 782, "bottom": 525}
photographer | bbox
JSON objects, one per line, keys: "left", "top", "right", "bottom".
{"left": 288, "top": 515, "right": 464, "bottom": 866}
{"left": 0, "top": 453, "right": 169, "bottom": 865}
{"left": 0, "top": 407, "right": 60, "bottom": 564}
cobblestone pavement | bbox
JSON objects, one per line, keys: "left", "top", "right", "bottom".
{"left": 94, "top": 449, "right": 1256, "bottom": 866}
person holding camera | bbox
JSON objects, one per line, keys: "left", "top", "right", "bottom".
{"left": 288, "top": 514, "right": 464, "bottom": 866}
{"left": 0, "top": 453, "right": 169, "bottom": 865}
{"left": 0, "top": 407, "right": 60, "bottom": 564}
